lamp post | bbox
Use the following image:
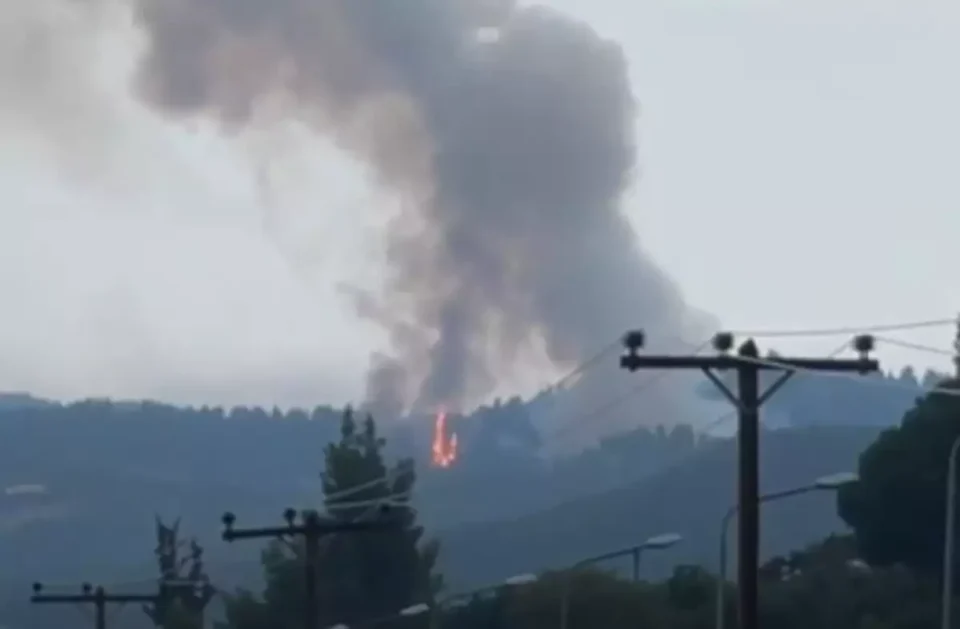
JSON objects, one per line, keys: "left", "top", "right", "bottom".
{"left": 327, "top": 573, "right": 538, "bottom": 629}
{"left": 939, "top": 315, "right": 960, "bottom": 629}
{"left": 560, "top": 532, "right": 682, "bottom": 629}
{"left": 715, "top": 472, "right": 858, "bottom": 629}
{"left": 941, "top": 435, "right": 960, "bottom": 629}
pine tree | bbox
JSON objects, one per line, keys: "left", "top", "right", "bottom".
{"left": 222, "top": 409, "right": 441, "bottom": 629}
{"left": 144, "top": 517, "right": 215, "bottom": 629}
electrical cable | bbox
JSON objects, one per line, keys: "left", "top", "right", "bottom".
{"left": 307, "top": 314, "right": 960, "bottom": 506}
{"left": 697, "top": 340, "right": 851, "bottom": 434}
{"left": 536, "top": 313, "right": 957, "bottom": 443}
{"left": 80, "top": 315, "right": 960, "bottom": 590}
{"left": 735, "top": 317, "right": 956, "bottom": 339}
{"left": 875, "top": 336, "right": 956, "bottom": 358}
{"left": 733, "top": 352, "right": 960, "bottom": 399}
{"left": 75, "top": 337, "right": 632, "bottom": 588}
{"left": 539, "top": 337, "right": 713, "bottom": 446}
{"left": 551, "top": 339, "right": 622, "bottom": 391}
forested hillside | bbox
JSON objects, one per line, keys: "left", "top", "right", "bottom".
{"left": 697, "top": 366, "right": 940, "bottom": 428}
{"left": 437, "top": 425, "right": 881, "bottom": 588}
{"left": 0, "top": 366, "right": 946, "bottom": 627}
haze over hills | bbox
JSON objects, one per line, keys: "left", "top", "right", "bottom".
{"left": 0, "top": 366, "right": 941, "bottom": 573}
{"left": 437, "top": 424, "right": 882, "bottom": 589}
{"left": 0, "top": 364, "right": 947, "bottom": 629}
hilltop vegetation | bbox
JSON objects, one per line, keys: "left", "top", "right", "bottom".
{"left": 696, "top": 366, "right": 943, "bottom": 428}
{"left": 8, "top": 366, "right": 960, "bottom": 629}
{"left": 0, "top": 366, "right": 951, "bottom": 628}
{"left": 436, "top": 424, "right": 881, "bottom": 588}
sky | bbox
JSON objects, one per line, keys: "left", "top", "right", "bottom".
{"left": 0, "top": 0, "right": 956, "bottom": 411}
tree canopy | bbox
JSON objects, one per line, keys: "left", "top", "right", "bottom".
{"left": 221, "top": 409, "right": 439, "bottom": 629}
{"left": 428, "top": 535, "right": 947, "bottom": 629}
{"left": 838, "top": 377, "right": 960, "bottom": 575}
{"left": 12, "top": 371, "right": 960, "bottom": 629}
{"left": 144, "top": 517, "right": 214, "bottom": 629}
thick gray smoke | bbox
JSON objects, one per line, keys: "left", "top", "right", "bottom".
{"left": 122, "top": 0, "right": 704, "bottom": 418}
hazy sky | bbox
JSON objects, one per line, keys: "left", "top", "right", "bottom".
{"left": 0, "top": 0, "right": 956, "bottom": 410}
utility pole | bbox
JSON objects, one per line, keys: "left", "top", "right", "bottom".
{"left": 619, "top": 330, "right": 878, "bottom": 629}
{"left": 953, "top": 313, "right": 960, "bottom": 378}
{"left": 31, "top": 582, "right": 169, "bottom": 629}
{"left": 221, "top": 506, "right": 396, "bottom": 629}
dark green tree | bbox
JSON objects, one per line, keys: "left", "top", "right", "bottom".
{"left": 662, "top": 564, "right": 718, "bottom": 628}
{"left": 837, "top": 378, "right": 960, "bottom": 575}
{"left": 222, "top": 409, "right": 440, "bottom": 629}
{"left": 144, "top": 517, "right": 214, "bottom": 629}
{"left": 375, "top": 539, "right": 954, "bottom": 629}
{"left": 505, "top": 569, "right": 670, "bottom": 629}
{"left": 757, "top": 536, "right": 941, "bottom": 629}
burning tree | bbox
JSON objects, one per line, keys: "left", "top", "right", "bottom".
{"left": 431, "top": 409, "right": 458, "bottom": 468}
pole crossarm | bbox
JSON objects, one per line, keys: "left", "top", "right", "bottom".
{"left": 220, "top": 508, "right": 399, "bottom": 629}
{"left": 31, "top": 593, "right": 158, "bottom": 604}
{"left": 31, "top": 582, "right": 179, "bottom": 629}
{"left": 31, "top": 593, "right": 98, "bottom": 604}
{"left": 620, "top": 353, "right": 877, "bottom": 373}
{"left": 617, "top": 329, "right": 879, "bottom": 629}
{"left": 31, "top": 584, "right": 165, "bottom": 606}
{"left": 223, "top": 518, "right": 392, "bottom": 542}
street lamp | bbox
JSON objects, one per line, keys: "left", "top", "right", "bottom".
{"left": 941, "top": 435, "right": 960, "bottom": 629}
{"left": 415, "top": 574, "right": 538, "bottom": 629}
{"left": 327, "top": 573, "right": 539, "bottom": 629}
{"left": 501, "top": 573, "right": 538, "bottom": 587}
{"left": 568, "top": 532, "right": 683, "bottom": 581}
{"left": 560, "top": 532, "right": 682, "bottom": 629}
{"left": 398, "top": 603, "right": 430, "bottom": 617}
{"left": 438, "top": 572, "right": 539, "bottom": 607}
{"left": 715, "top": 472, "right": 858, "bottom": 629}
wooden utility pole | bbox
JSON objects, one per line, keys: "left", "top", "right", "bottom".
{"left": 31, "top": 582, "right": 169, "bottom": 629}
{"left": 221, "top": 507, "right": 396, "bottom": 629}
{"left": 619, "top": 330, "right": 879, "bottom": 629}
{"left": 953, "top": 314, "right": 960, "bottom": 378}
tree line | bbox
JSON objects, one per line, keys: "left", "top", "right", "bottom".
{"left": 0, "top": 392, "right": 710, "bottom": 531}
{"left": 107, "top": 374, "right": 960, "bottom": 629}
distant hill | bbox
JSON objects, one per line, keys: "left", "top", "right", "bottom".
{"left": 436, "top": 425, "right": 882, "bottom": 589}
{"left": 0, "top": 393, "right": 708, "bottom": 599}
{"left": 0, "top": 366, "right": 930, "bottom": 627}
{"left": 0, "top": 392, "right": 53, "bottom": 411}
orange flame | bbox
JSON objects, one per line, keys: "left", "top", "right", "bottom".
{"left": 431, "top": 409, "right": 458, "bottom": 468}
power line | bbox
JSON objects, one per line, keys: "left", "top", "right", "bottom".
{"left": 523, "top": 315, "right": 957, "bottom": 446}
{"left": 542, "top": 317, "right": 957, "bottom": 445}
{"left": 876, "top": 336, "right": 956, "bottom": 357}
{"left": 105, "top": 315, "right": 944, "bottom": 592}
{"left": 30, "top": 581, "right": 197, "bottom": 629}
{"left": 92, "top": 319, "right": 960, "bottom": 598}
{"left": 540, "top": 338, "right": 714, "bottom": 445}
{"left": 618, "top": 330, "right": 879, "bottom": 629}
{"left": 700, "top": 341, "right": 852, "bottom": 434}
{"left": 316, "top": 335, "right": 629, "bottom": 503}
{"left": 220, "top": 508, "right": 399, "bottom": 629}
{"left": 314, "top": 315, "right": 955, "bottom": 503}
{"left": 701, "top": 330, "right": 960, "bottom": 434}
{"left": 318, "top": 466, "right": 403, "bottom": 506}
{"left": 735, "top": 317, "right": 956, "bottom": 338}
{"left": 551, "top": 339, "right": 622, "bottom": 390}
{"left": 735, "top": 352, "right": 960, "bottom": 398}
{"left": 14, "top": 338, "right": 707, "bottom": 600}
{"left": 108, "top": 329, "right": 936, "bottom": 593}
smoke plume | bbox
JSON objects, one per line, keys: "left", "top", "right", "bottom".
{"left": 24, "top": 0, "right": 710, "bottom": 419}
{"left": 122, "top": 0, "right": 707, "bottom": 417}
